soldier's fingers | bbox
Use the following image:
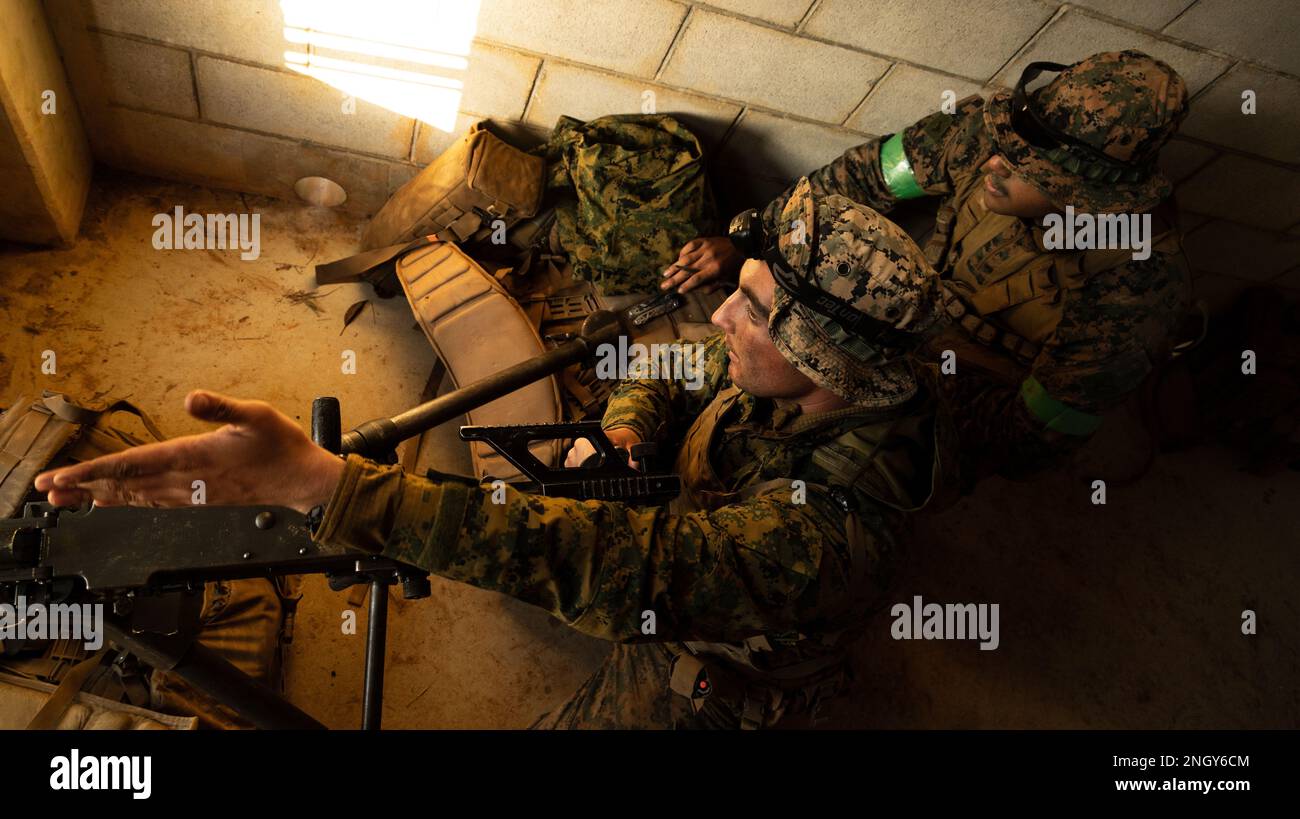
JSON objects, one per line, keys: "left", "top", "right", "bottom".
{"left": 661, "top": 264, "right": 700, "bottom": 289}
{"left": 37, "top": 439, "right": 194, "bottom": 490}
{"left": 75, "top": 475, "right": 196, "bottom": 509}
{"left": 185, "top": 390, "right": 275, "bottom": 429}
{"left": 679, "top": 238, "right": 704, "bottom": 255}
{"left": 676, "top": 268, "right": 721, "bottom": 294}
{"left": 43, "top": 486, "right": 93, "bottom": 509}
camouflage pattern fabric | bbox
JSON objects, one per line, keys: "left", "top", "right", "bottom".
{"left": 769, "top": 177, "right": 943, "bottom": 407}
{"left": 312, "top": 330, "right": 944, "bottom": 728}
{"left": 983, "top": 50, "right": 1188, "bottom": 213}
{"left": 534, "top": 114, "right": 717, "bottom": 295}
{"left": 759, "top": 50, "right": 1190, "bottom": 483}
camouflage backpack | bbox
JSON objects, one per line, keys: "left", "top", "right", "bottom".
{"left": 532, "top": 113, "right": 718, "bottom": 295}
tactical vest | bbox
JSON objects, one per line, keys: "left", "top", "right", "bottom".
{"left": 662, "top": 379, "right": 956, "bottom": 726}
{"left": 921, "top": 169, "right": 1183, "bottom": 382}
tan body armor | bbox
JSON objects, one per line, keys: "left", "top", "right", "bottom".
{"left": 365, "top": 121, "right": 544, "bottom": 250}
{"left": 922, "top": 169, "right": 1183, "bottom": 382}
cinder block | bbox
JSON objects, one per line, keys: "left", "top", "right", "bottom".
{"left": 1158, "top": 138, "right": 1216, "bottom": 185}
{"left": 1176, "top": 154, "right": 1300, "bottom": 232}
{"left": 1179, "top": 65, "right": 1300, "bottom": 166}
{"left": 716, "top": 168, "right": 792, "bottom": 214}
{"left": 476, "top": 0, "right": 686, "bottom": 78}
{"left": 460, "top": 44, "right": 539, "bottom": 122}
{"left": 1067, "top": 0, "right": 1195, "bottom": 30}
{"left": 524, "top": 62, "right": 742, "bottom": 149}
{"left": 804, "top": 0, "right": 1054, "bottom": 81}
{"left": 993, "top": 9, "right": 1232, "bottom": 95}
{"left": 88, "top": 0, "right": 291, "bottom": 67}
{"left": 660, "top": 10, "right": 889, "bottom": 123}
{"left": 196, "top": 56, "right": 415, "bottom": 159}
{"left": 0, "top": 0, "right": 93, "bottom": 246}
{"left": 696, "top": 0, "right": 816, "bottom": 27}
{"left": 98, "top": 33, "right": 196, "bottom": 118}
{"left": 387, "top": 163, "right": 420, "bottom": 198}
{"left": 101, "top": 107, "right": 394, "bottom": 215}
{"left": 307, "top": 40, "right": 539, "bottom": 126}
{"left": 1181, "top": 219, "right": 1299, "bottom": 281}
{"left": 718, "top": 109, "right": 870, "bottom": 183}
{"left": 412, "top": 112, "right": 479, "bottom": 166}
{"left": 846, "top": 65, "right": 984, "bottom": 135}
{"left": 1164, "top": 0, "right": 1300, "bottom": 76}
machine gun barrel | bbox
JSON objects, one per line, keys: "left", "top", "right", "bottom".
{"left": 341, "top": 309, "right": 622, "bottom": 457}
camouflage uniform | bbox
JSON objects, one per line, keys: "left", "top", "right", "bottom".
{"left": 761, "top": 51, "right": 1192, "bottom": 487}
{"left": 311, "top": 185, "right": 954, "bottom": 728}
{"left": 534, "top": 114, "right": 717, "bottom": 295}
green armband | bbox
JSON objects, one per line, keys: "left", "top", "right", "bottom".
{"left": 880, "top": 132, "right": 926, "bottom": 200}
{"left": 1020, "top": 377, "right": 1103, "bottom": 437}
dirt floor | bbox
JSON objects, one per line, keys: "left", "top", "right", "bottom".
{"left": 1, "top": 171, "right": 1295, "bottom": 728}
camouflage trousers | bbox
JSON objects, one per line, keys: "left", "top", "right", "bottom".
{"left": 528, "top": 642, "right": 846, "bottom": 730}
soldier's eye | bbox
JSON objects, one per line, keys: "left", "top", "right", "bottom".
{"left": 746, "top": 304, "right": 761, "bottom": 323}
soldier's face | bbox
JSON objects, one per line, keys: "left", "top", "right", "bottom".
{"left": 711, "top": 259, "right": 819, "bottom": 399}
{"left": 980, "top": 155, "right": 1057, "bottom": 218}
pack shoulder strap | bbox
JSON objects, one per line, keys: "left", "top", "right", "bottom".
{"left": 42, "top": 393, "right": 167, "bottom": 442}
{"left": 25, "top": 648, "right": 109, "bottom": 730}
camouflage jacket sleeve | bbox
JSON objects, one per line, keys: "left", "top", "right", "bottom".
{"left": 759, "top": 94, "right": 988, "bottom": 235}
{"left": 312, "top": 458, "right": 895, "bottom": 643}
{"left": 950, "top": 252, "right": 1189, "bottom": 481}
{"left": 599, "top": 331, "right": 731, "bottom": 443}
{"left": 1032, "top": 252, "right": 1190, "bottom": 413}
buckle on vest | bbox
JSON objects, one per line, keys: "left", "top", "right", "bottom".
{"left": 827, "top": 485, "right": 855, "bottom": 513}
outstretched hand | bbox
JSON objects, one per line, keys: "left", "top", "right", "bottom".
{"left": 34, "top": 390, "right": 345, "bottom": 515}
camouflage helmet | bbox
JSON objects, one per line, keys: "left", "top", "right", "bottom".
{"left": 984, "top": 50, "right": 1189, "bottom": 213}
{"left": 767, "top": 177, "right": 942, "bottom": 407}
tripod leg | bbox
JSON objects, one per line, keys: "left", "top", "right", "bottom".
{"left": 361, "top": 577, "right": 390, "bottom": 730}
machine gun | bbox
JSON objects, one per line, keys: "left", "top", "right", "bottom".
{"left": 0, "top": 309, "right": 681, "bottom": 729}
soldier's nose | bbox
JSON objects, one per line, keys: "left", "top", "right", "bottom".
{"left": 985, "top": 155, "right": 1012, "bottom": 177}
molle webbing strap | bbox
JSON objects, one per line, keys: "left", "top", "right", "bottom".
{"left": 0, "top": 405, "right": 54, "bottom": 486}
{"left": 940, "top": 283, "right": 1041, "bottom": 366}
{"left": 42, "top": 394, "right": 167, "bottom": 443}
{"left": 880, "top": 133, "right": 926, "bottom": 200}
{"left": 25, "top": 649, "right": 110, "bottom": 730}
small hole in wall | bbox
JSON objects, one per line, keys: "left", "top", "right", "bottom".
{"left": 295, "top": 176, "right": 347, "bottom": 207}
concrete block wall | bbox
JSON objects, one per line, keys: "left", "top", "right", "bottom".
{"left": 40, "top": 0, "right": 1300, "bottom": 307}
{"left": 0, "top": 0, "right": 93, "bottom": 246}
